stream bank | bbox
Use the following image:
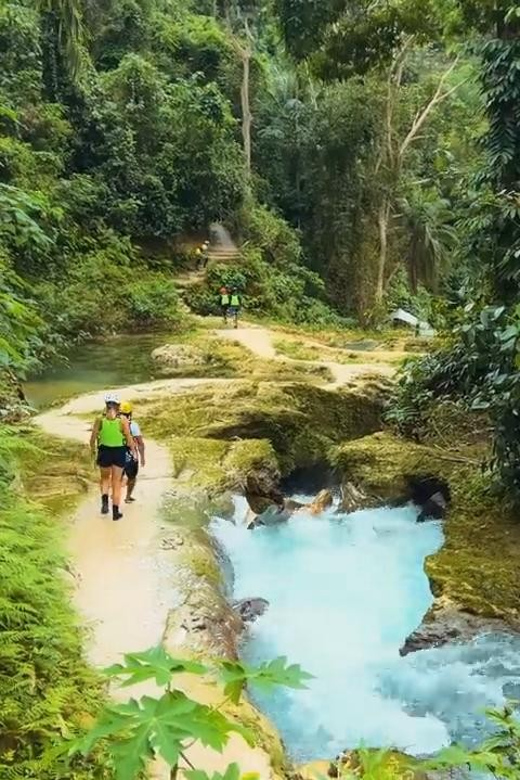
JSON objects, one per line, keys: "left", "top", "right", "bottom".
{"left": 22, "top": 325, "right": 520, "bottom": 778}
{"left": 35, "top": 383, "right": 288, "bottom": 779}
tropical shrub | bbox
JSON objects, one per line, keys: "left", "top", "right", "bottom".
{"left": 69, "top": 645, "right": 311, "bottom": 780}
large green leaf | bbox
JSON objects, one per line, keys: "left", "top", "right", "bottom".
{"left": 185, "top": 763, "right": 243, "bottom": 780}
{"left": 75, "top": 690, "right": 254, "bottom": 779}
{"left": 219, "top": 657, "right": 313, "bottom": 704}
{"left": 105, "top": 645, "right": 208, "bottom": 687}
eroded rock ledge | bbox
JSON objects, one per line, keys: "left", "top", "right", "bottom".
{"left": 400, "top": 597, "right": 518, "bottom": 656}
{"left": 333, "top": 431, "right": 520, "bottom": 652}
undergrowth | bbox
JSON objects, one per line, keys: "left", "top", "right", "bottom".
{"left": 0, "top": 427, "right": 105, "bottom": 779}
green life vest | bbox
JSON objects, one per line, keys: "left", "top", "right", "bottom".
{"left": 98, "top": 417, "right": 125, "bottom": 447}
{"left": 230, "top": 293, "right": 240, "bottom": 306}
{"left": 220, "top": 294, "right": 230, "bottom": 305}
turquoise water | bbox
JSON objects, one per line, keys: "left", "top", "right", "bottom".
{"left": 24, "top": 333, "right": 171, "bottom": 409}
{"left": 212, "top": 500, "right": 520, "bottom": 762}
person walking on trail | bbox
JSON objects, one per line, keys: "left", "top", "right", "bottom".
{"left": 120, "top": 401, "right": 145, "bottom": 504}
{"left": 219, "top": 285, "right": 230, "bottom": 323}
{"left": 90, "top": 394, "right": 136, "bottom": 521}
{"left": 196, "top": 241, "right": 210, "bottom": 271}
{"left": 228, "top": 287, "right": 242, "bottom": 329}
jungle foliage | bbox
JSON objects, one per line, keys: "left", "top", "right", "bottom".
{"left": 388, "top": 2, "right": 520, "bottom": 500}
{"left": 2, "top": 0, "right": 520, "bottom": 776}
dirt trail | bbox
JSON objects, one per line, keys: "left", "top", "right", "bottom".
{"left": 36, "top": 381, "right": 276, "bottom": 779}
{"left": 214, "top": 324, "right": 395, "bottom": 387}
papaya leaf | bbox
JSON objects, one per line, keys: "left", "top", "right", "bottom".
{"left": 219, "top": 658, "right": 313, "bottom": 704}
{"left": 110, "top": 723, "right": 154, "bottom": 780}
{"left": 185, "top": 763, "right": 243, "bottom": 780}
{"left": 104, "top": 645, "right": 208, "bottom": 687}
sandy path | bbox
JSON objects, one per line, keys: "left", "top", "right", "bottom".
{"left": 213, "top": 325, "right": 395, "bottom": 387}
{"left": 36, "top": 379, "right": 276, "bottom": 780}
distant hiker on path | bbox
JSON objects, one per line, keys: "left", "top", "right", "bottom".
{"left": 120, "top": 400, "right": 145, "bottom": 504}
{"left": 197, "top": 241, "right": 210, "bottom": 270}
{"left": 229, "top": 287, "right": 242, "bottom": 329}
{"left": 219, "top": 286, "right": 230, "bottom": 323}
{"left": 90, "top": 393, "right": 136, "bottom": 521}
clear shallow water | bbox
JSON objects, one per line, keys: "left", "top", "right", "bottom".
{"left": 24, "top": 333, "right": 172, "bottom": 409}
{"left": 211, "top": 500, "right": 520, "bottom": 762}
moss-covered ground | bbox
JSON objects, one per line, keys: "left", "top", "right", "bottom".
{"left": 333, "top": 430, "right": 520, "bottom": 625}
{"left": 152, "top": 326, "right": 333, "bottom": 383}
{"left": 139, "top": 380, "right": 386, "bottom": 494}
{"left": 16, "top": 427, "right": 94, "bottom": 513}
{"left": 273, "top": 337, "right": 409, "bottom": 366}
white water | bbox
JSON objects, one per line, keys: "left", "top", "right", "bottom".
{"left": 211, "top": 500, "right": 520, "bottom": 762}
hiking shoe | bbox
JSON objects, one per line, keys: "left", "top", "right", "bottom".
{"left": 112, "top": 506, "right": 123, "bottom": 521}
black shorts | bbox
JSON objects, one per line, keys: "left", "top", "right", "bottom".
{"left": 97, "top": 445, "right": 127, "bottom": 469}
{"left": 124, "top": 455, "right": 139, "bottom": 480}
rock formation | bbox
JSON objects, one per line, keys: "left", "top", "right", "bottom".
{"left": 233, "top": 597, "right": 269, "bottom": 623}
{"left": 151, "top": 343, "right": 205, "bottom": 373}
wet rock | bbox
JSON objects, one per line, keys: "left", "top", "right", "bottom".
{"left": 161, "top": 534, "right": 184, "bottom": 550}
{"left": 400, "top": 598, "right": 517, "bottom": 656}
{"left": 338, "top": 481, "right": 377, "bottom": 513}
{"left": 284, "top": 498, "right": 306, "bottom": 513}
{"left": 244, "top": 506, "right": 259, "bottom": 528}
{"left": 244, "top": 457, "right": 284, "bottom": 517}
{"left": 233, "top": 597, "right": 269, "bottom": 623}
{"left": 151, "top": 343, "right": 205, "bottom": 373}
{"left": 307, "top": 489, "right": 333, "bottom": 515}
{"left": 246, "top": 490, "right": 284, "bottom": 515}
{"left": 405, "top": 475, "right": 451, "bottom": 522}
{"left": 248, "top": 504, "right": 287, "bottom": 529}
{"left": 417, "top": 491, "right": 447, "bottom": 522}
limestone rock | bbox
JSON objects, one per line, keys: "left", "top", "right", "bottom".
{"left": 307, "top": 489, "right": 333, "bottom": 515}
{"left": 248, "top": 504, "right": 288, "bottom": 529}
{"left": 284, "top": 498, "right": 306, "bottom": 513}
{"left": 151, "top": 343, "right": 205, "bottom": 373}
{"left": 339, "top": 481, "right": 376, "bottom": 513}
{"left": 328, "top": 749, "right": 430, "bottom": 780}
{"left": 400, "top": 597, "right": 517, "bottom": 656}
{"left": 0, "top": 368, "right": 29, "bottom": 422}
{"left": 233, "top": 597, "right": 269, "bottom": 623}
{"left": 406, "top": 475, "right": 451, "bottom": 522}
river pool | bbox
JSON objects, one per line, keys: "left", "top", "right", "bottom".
{"left": 24, "top": 333, "right": 173, "bottom": 409}
{"left": 212, "top": 499, "right": 520, "bottom": 762}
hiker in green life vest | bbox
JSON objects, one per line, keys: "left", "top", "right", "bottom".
{"left": 90, "top": 394, "right": 136, "bottom": 521}
{"left": 228, "top": 287, "right": 242, "bottom": 329}
{"left": 219, "top": 286, "right": 230, "bottom": 323}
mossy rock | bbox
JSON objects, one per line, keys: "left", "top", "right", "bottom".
{"left": 16, "top": 427, "right": 93, "bottom": 512}
{"left": 333, "top": 432, "right": 520, "bottom": 626}
{"left": 142, "top": 381, "right": 387, "bottom": 488}
{"left": 297, "top": 749, "right": 430, "bottom": 780}
{"left": 0, "top": 369, "right": 29, "bottom": 423}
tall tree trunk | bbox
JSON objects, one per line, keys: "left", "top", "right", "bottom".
{"left": 375, "top": 199, "right": 391, "bottom": 304}
{"left": 240, "top": 47, "right": 252, "bottom": 172}
{"left": 408, "top": 232, "right": 419, "bottom": 293}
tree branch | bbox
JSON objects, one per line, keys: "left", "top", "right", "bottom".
{"left": 376, "top": 35, "right": 414, "bottom": 175}
{"left": 400, "top": 57, "right": 464, "bottom": 160}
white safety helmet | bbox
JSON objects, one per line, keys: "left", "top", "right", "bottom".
{"left": 104, "top": 392, "right": 120, "bottom": 405}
